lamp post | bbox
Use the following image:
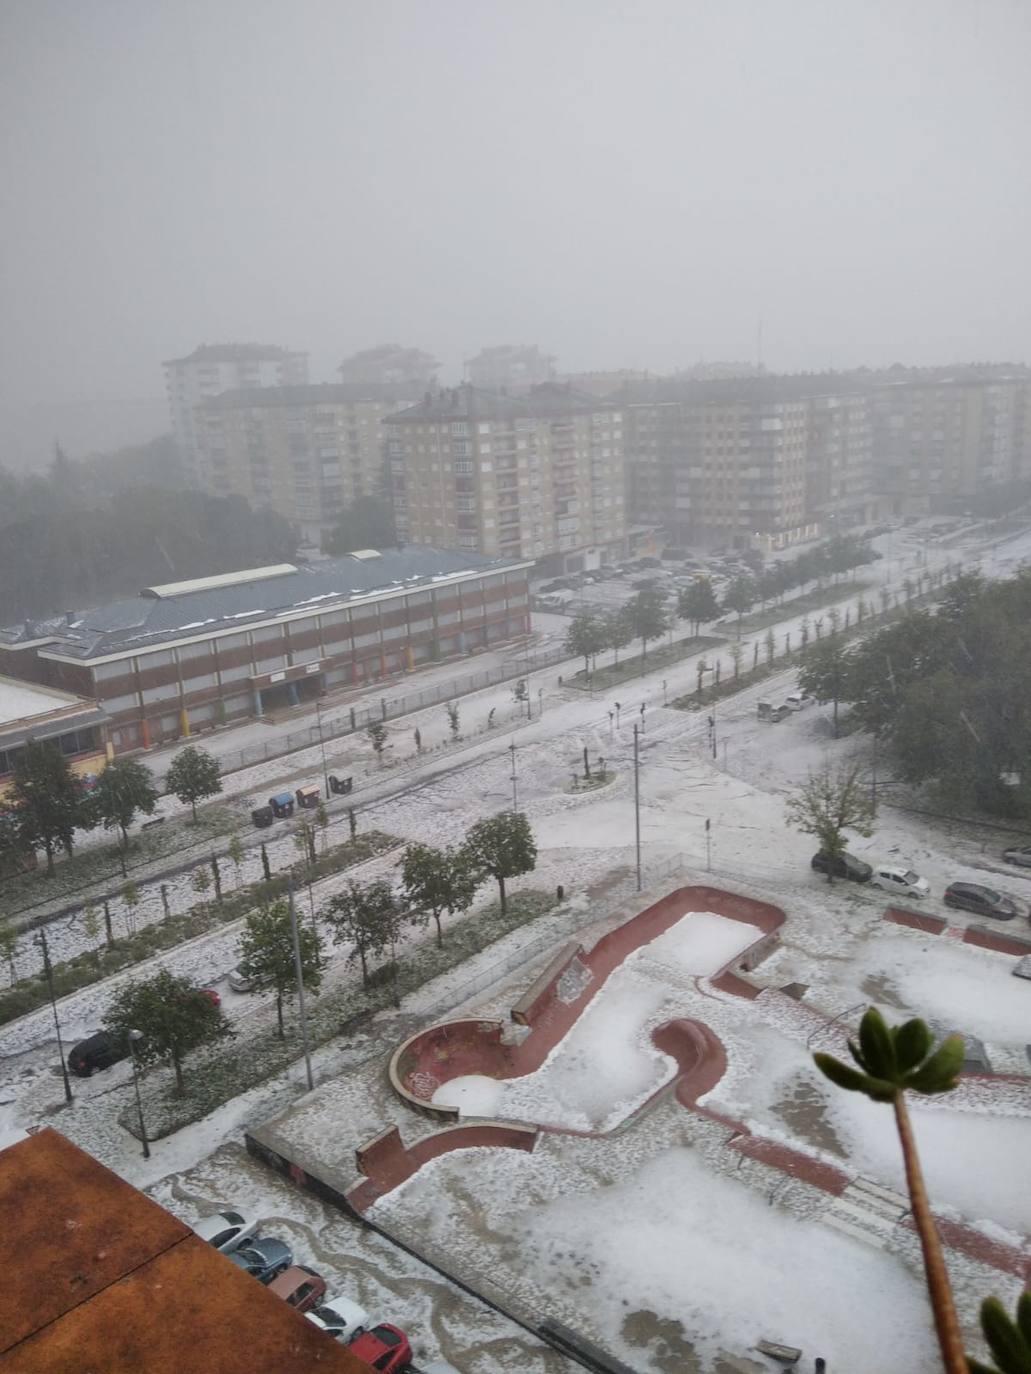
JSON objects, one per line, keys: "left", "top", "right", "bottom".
{"left": 127, "top": 1028, "right": 150, "bottom": 1158}
{"left": 36, "top": 928, "right": 73, "bottom": 1106}
{"left": 314, "top": 701, "right": 330, "bottom": 800}
{"left": 287, "top": 881, "right": 314, "bottom": 1092}
{"left": 509, "top": 741, "right": 518, "bottom": 814}
{"left": 633, "top": 723, "right": 642, "bottom": 892}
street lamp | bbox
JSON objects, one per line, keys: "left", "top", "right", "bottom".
{"left": 35, "top": 928, "right": 73, "bottom": 1106}
{"left": 314, "top": 701, "right": 330, "bottom": 800}
{"left": 127, "top": 1028, "right": 150, "bottom": 1158}
{"left": 509, "top": 741, "right": 518, "bottom": 813}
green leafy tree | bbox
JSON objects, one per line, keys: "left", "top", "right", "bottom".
{"left": 813, "top": 1009, "right": 968, "bottom": 1372}
{"left": 0, "top": 912, "right": 18, "bottom": 985}
{"left": 323, "top": 878, "right": 399, "bottom": 987}
{"left": 797, "top": 639, "right": 854, "bottom": 738}
{"left": 324, "top": 495, "right": 396, "bottom": 555}
{"left": 89, "top": 758, "right": 159, "bottom": 851}
{"left": 401, "top": 842, "right": 479, "bottom": 947}
{"left": 165, "top": 745, "right": 222, "bottom": 821}
{"left": 191, "top": 864, "right": 212, "bottom": 912}
{"left": 105, "top": 968, "right": 229, "bottom": 1095}
{"left": 315, "top": 802, "right": 330, "bottom": 854}
{"left": 445, "top": 701, "right": 460, "bottom": 739}
{"left": 624, "top": 588, "right": 667, "bottom": 663}
{"left": 678, "top": 578, "right": 720, "bottom": 636}
{"left": 763, "top": 626, "right": 775, "bottom": 666}
{"left": 226, "top": 831, "right": 245, "bottom": 884}
{"left": 464, "top": 811, "right": 537, "bottom": 914}
{"left": 722, "top": 575, "right": 756, "bottom": 636}
{"left": 237, "top": 899, "right": 324, "bottom": 1038}
{"left": 606, "top": 606, "right": 634, "bottom": 666}
{"left": 368, "top": 719, "right": 387, "bottom": 764}
{"left": 80, "top": 901, "right": 101, "bottom": 952}
{"left": 10, "top": 738, "right": 86, "bottom": 872}
{"left": 565, "top": 611, "right": 609, "bottom": 674}
{"left": 785, "top": 763, "right": 875, "bottom": 882}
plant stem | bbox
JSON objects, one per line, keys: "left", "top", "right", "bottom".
{"left": 892, "top": 1093, "right": 967, "bottom": 1373}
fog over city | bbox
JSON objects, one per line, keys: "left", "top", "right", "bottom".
{"left": 2, "top": 0, "right": 1029, "bottom": 430}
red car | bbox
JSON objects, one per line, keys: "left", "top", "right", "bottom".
{"left": 348, "top": 1323, "right": 412, "bottom": 1371}
{"left": 266, "top": 1264, "right": 327, "bottom": 1313}
{"left": 198, "top": 988, "right": 221, "bottom": 1008}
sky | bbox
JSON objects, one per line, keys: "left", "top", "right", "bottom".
{"left": 1, "top": 0, "right": 1029, "bottom": 419}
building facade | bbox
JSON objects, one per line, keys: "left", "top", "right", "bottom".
{"left": 0, "top": 551, "right": 530, "bottom": 755}
{"left": 196, "top": 383, "right": 420, "bottom": 541}
{"left": 0, "top": 677, "right": 108, "bottom": 800}
{"left": 163, "top": 343, "right": 308, "bottom": 486}
{"left": 337, "top": 344, "right": 439, "bottom": 389}
{"left": 464, "top": 345, "right": 555, "bottom": 394}
{"left": 386, "top": 384, "right": 626, "bottom": 572}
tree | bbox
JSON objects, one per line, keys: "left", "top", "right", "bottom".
{"left": 237, "top": 899, "right": 324, "bottom": 1039}
{"left": 678, "top": 578, "right": 720, "bottom": 636}
{"left": 368, "top": 720, "right": 387, "bottom": 764}
{"left": 606, "top": 606, "right": 634, "bottom": 666}
{"left": 89, "top": 758, "right": 158, "bottom": 853}
{"left": 763, "top": 627, "right": 775, "bottom": 666}
{"left": 80, "top": 901, "right": 101, "bottom": 953}
{"left": 464, "top": 812, "right": 536, "bottom": 915}
{"left": 785, "top": 763, "right": 876, "bottom": 882}
{"left": 401, "top": 842, "right": 479, "bottom": 947}
{"left": 624, "top": 588, "right": 667, "bottom": 663}
{"left": 105, "top": 968, "right": 228, "bottom": 1095}
{"left": 324, "top": 495, "right": 396, "bottom": 556}
{"left": 165, "top": 745, "right": 222, "bottom": 822}
{"left": 566, "top": 612, "right": 608, "bottom": 675}
{"left": 323, "top": 879, "right": 399, "bottom": 987}
{"left": 121, "top": 880, "right": 142, "bottom": 936}
{"left": 10, "top": 739, "right": 85, "bottom": 872}
{"left": 191, "top": 864, "right": 212, "bottom": 912}
{"left": 445, "top": 701, "right": 460, "bottom": 740}
{"left": 315, "top": 802, "right": 330, "bottom": 854}
{"left": 722, "top": 575, "right": 756, "bottom": 636}
{"left": 797, "top": 640, "right": 854, "bottom": 738}
{"left": 0, "top": 912, "right": 18, "bottom": 985}
{"left": 226, "top": 831, "right": 245, "bottom": 884}
{"left": 813, "top": 1009, "right": 968, "bottom": 1372}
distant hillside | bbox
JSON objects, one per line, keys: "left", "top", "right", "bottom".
{"left": 0, "top": 396, "right": 169, "bottom": 472}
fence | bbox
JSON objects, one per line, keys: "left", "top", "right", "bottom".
{"left": 182, "top": 642, "right": 571, "bottom": 783}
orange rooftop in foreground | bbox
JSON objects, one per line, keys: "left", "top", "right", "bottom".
{"left": 0, "top": 1127, "right": 367, "bottom": 1373}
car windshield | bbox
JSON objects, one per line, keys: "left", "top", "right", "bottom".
{"left": 903, "top": 870, "right": 919, "bottom": 883}
{"left": 983, "top": 888, "right": 1001, "bottom": 902}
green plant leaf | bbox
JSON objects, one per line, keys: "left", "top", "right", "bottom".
{"left": 847, "top": 1037, "right": 870, "bottom": 1072}
{"left": 894, "top": 1017, "right": 932, "bottom": 1073}
{"left": 965, "top": 1360, "right": 998, "bottom": 1374}
{"left": 1017, "top": 1293, "right": 1031, "bottom": 1348}
{"left": 813, "top": 1053, "right": 896, "bottom": 1101}
{"left": 858, "top": 1007, "right": 897, "bottom": 1080}
{"left": 980, "top": 1295, "right": 1031, "bottom": 1374}
{"left": 906, "top": 1034, "right": 965, "bottom": 1094}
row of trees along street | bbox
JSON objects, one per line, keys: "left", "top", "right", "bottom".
{"left": 0, "top": 742, "right": 223, "bottom": 876}
{"left": 564, "top": 535, "right": 882, "bottom": 668}
{"left": 100, "top": 810, "right": 537, "bottom": 1070}
{"left": 797, "top": 570, "right": 1031, "bottom": 818}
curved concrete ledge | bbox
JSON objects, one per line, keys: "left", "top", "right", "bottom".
{"left": 388, "top": 884, "right": 785, "bottom": 1120}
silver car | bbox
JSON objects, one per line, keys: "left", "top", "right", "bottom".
{"left": 1002, "top": 844, "right": 1031, "bottom": 868}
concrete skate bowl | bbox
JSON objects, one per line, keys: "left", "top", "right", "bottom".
{"left": 389, "top": 884, "right": 784, "bottom": 1121}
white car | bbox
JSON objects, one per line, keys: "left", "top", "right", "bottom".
{"left": 192, "top": 1208, "right": 258, "bottom": 1253}
{"left": 785, "top": 692, "right": 814, "bottom": 710}
{"left": 870, "top": 865, "right": 930, "bottom": 899}
{"left": 306, "top": 1293, "right": 370, "bottom": 1343}
{"left": 228, "top": 965, "right": 258, "bottom": 993}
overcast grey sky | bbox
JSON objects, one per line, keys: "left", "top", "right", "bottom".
{"left": 1, "top": 0, "right": 1029, "bottom": 411}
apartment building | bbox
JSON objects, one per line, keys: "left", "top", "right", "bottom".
{"left": 386, "top": 384, "right": 626, "bottom": 572}
{"left": 464, "top": 345, "right": 555, "bottom": 394}
{"left": 868, "top": 367, "right": 1031, "bottom": 513}
{"left": 195, "top": 383, "right": 420, "bottom": 541}
{"left": 622, "top": 376, "right": 874, "bottom": 551}
{"left": 163, "top": 343, "right": 308, "bottom": 485}
{"left": 337, "top": 344, "right": 439, "bottom": 388}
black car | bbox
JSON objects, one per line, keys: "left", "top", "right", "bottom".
{"left": 810, "top": 851, "right": 873, "bottom": 883}
{"left": 943, "top": 883, "right": 1018, "bottom": 921}
{"left": 68, "top": 1030, "right": 128, "bottom": 1077}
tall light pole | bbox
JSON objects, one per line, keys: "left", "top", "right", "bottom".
{"left": 287, "top": 881, "right": 314, "bottom": 1092}
{"left": 315, "top": 701, "right": 330, "bottom": 799}
{"left": 35, "top": 928, "right": 73, "bottom": 1105}
{"left": 633, "top": 724, "right": 642, "bottom": 892}
{"left": 509, "top": 741, "right": 518, "bottom": 814}
{"left": 127, "top": 1028, "right": 150, "bottom": 1158}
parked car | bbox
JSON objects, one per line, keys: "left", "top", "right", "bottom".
{"left": 198, "top": 987, "right": 221, "bottom": 1008}
{"left": 785, "top": 692, "right": 814, "bottom": 711}
{"left": 870, "top": 866, "right": 930, "bottom": 899}
{"left": 306, "top": 1292, "right": 371, "bottom": 1342}
{"left": 228, "top": 964, "right": 257, "bottom": 993}
{"left": 192, "top": 1209, "right": 258, "bottom": 1253}
{"left": 1002, "top": 844, "right": 1031, "bottom": 868}
{"left": 268, "top": 1265, "right": 327, "bottom": 1313}
{"left": 228, "top": 1236, "right": 293, "bottom": 1283}
{"left": 943, "top": 883, "right": 1018, "bottom": 920}
{"left": 67, "top": 1030, "right": 127, "bottom": 1077}
{"left": 810, "top": 851, "right": 873, "bottom": 883}
{"left": 349, "top": 1324, "right": 413, "bottom": 1372}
